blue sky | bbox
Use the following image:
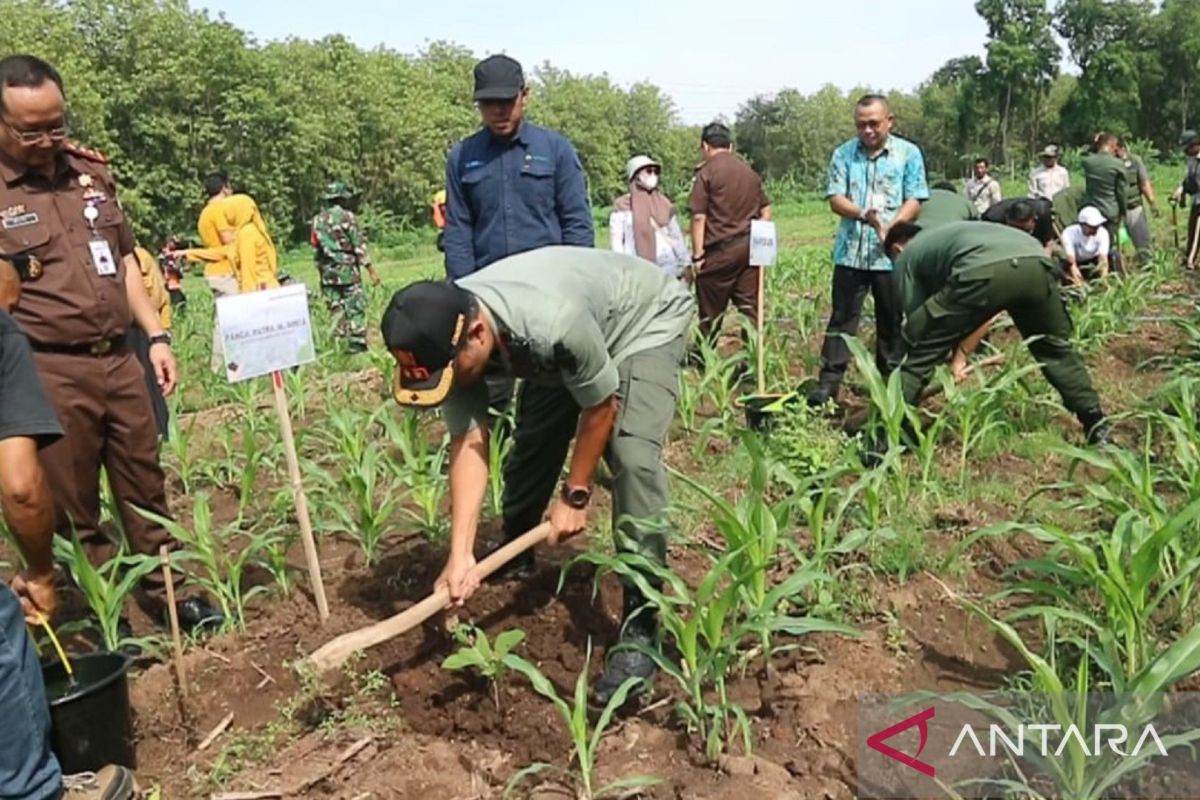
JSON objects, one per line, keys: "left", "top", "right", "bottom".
{"left": 197, "top": 0, "right": 991, "bottom": 123}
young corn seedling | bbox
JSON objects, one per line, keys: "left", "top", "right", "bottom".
{"left": 135, "top": 494, "right": 272, "bottom": 632}
{"left": 52, "top": 534, "right": 162, "bottom": 653}
{"left": 441, "top": 624, "right": 527, "bottom": 713}
{"left": 486, "top": 407, "right": 515, "bottom": 519}
{"left": 947, "top": 495, "right": 1200, "bottom": 684}
{"left": 568, "top": 547, "right": 856, "bottom": 763}
{"left": 400, "top": 436, "right": 450, "bottom": 541}
{"left": 313, "top": 441, "right": 401, "bottom": 565}
{"left": 844, "top": 336, "right": 919, "bottom": 501}
{"left": 930, "top": 579, "right": 1200, "bottom": 800}
{"left": 504, "top": 641, "right": 659, "bottom": 800}
{"left": 162, "top": 405, "right": 201, "bottom": 493}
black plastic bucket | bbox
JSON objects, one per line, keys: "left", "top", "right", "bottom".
{"left": 42, "top": 651, "right": 136, "bottom": 773}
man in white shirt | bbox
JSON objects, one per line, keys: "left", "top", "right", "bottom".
{"left": 1029, "top": 145, "right": 1070, "bottom": 200}
{"left": 965, "top": 157, "right": 1002, "bottom": 214}
{"left": 1061, "top": 206, "right": 1110, "bottom": 285}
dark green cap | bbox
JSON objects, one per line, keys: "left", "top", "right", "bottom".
{"left": 323, "top": 180, "right": 355, "bottom": 200}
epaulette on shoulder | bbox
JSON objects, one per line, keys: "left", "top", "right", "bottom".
{"left": 62, "top": 141, "right": 107, "bottom": 164}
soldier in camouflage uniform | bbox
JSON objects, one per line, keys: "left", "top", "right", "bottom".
{"left": 310, "top": 181, "right": 381, "bottom": 352}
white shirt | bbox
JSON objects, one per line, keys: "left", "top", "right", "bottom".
{"left": 964, "top": 176, "right": 1002, "bottom": 214}
{"left": 608, "top": 209, "right": 690, "bottom": 277}
{"left": 1062, "top": 224, "right": 1110, "bottom": 263}
{"left": 1028, "top": 165, "right": 1070, "bottom": 200}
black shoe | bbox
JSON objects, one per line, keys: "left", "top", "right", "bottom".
{"left": 806, "top": 384, "right": 837, "bottom": 408}
{"left": 165, "top": 597, "right": 225, "bottom": 635}
{"left": 1078, "top": 408, "right": 1112, "bottom": 446}
{"left": 347, "top": 341, "right": 368, "bottom": 354}
{"left": 487, "top": 549, "right": 536, "bottom": 582}
{"left": 593, "top": 587, "right": 659, "bottom": 706}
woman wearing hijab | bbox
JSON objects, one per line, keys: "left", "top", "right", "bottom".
{"left": 609, "top": 155, "right": 689, "bottom": 277}
{"left": 178, "top": 194, "right": 280, "bottom": 293}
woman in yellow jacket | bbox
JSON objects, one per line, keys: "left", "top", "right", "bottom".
{"left": 179, "top": 194, "right": 279, "bottom": 293}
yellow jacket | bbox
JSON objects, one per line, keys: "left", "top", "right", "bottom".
{"left": 197, "top": 198, "right": 233, "bottom": 278}
{"left": 182, "top": 195, "right": 279, "bottom": 293}
{"left": 134, "top": 246, "right": 171, "bottom": 329}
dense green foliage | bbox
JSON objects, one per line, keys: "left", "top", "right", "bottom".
{"left": 3, "top": 0, "right": 1197, "bottom": 244}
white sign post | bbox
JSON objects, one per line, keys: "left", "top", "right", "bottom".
{"left": 216, "top": 285, "right": 329, "bottom": 623}
{"left": 749, "top": 220, "right": 778, "bottom": 394}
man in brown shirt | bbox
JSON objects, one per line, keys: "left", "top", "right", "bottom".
{"left": 688, "top": 123, "right": 772, "bottom": 344}
{"left": 0, "top": 55, "right": 222, "bottom": 633}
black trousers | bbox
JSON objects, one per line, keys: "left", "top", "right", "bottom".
{"left": 816, "top": 265, "right": 903, "bottom": 391}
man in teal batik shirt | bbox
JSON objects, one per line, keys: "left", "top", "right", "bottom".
{"left": 807, "top": 94, "right": 929, "bottom": 407}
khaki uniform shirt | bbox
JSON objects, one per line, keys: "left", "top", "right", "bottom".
{"left": 442, "top": 247, "right": 695, "bottom": 435}
{"left": 0, "top": 145, "right": 135, "bottom": 345}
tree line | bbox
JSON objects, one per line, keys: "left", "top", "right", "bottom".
{"left": 3, "top": 0, "right": 1196, "bottom": 246}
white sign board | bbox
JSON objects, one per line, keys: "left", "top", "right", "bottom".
{"left": 749, "top": 220, "right": 778, "bottom": 267}
{"left": 216, "top": 284, "right": 316, "bottom": 383}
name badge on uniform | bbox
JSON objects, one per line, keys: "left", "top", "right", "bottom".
{"left": 89, "top": 238, "right": 117, "bottom": 276}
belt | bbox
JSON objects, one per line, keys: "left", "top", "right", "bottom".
{"left": 30, "top": 336, "right": 126, "bottom": 356}
{"left": 704, "top": 231, "right": 750, "bottom": 254}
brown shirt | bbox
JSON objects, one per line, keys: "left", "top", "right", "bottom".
{"left": 0, "top": 145, "right": 135, "bottom": 345}
{"left": 688, "top": 151, "right": 769, "bottom": 247}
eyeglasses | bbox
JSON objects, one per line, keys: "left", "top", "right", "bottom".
{"left": 1, "top": 117, "right": 69, "bottom": 144}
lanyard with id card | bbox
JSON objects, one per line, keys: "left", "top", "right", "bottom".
{"left": 84, "top": 203, "right": 117, "bottom": 277}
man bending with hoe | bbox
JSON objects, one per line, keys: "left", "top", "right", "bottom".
{"left": 870, "top": 221, "right": 1110, "bottom": 462}
{"left": 382, "top": 246, "right": 694, "bottom": 705}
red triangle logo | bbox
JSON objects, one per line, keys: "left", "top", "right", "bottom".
{"left": 867, "top": 706, "right": 936, "bottom": 778}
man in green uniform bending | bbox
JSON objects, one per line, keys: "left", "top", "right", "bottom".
{"left": 311, "top": 181, "right": 380, "bottom": 352}
{"left": 880, "top": 221, "right": 1109, "bottom": 449}
{"left": 917, "top": 181, "right": 977, "bottom": 229}
{"left": 382, "top": 246, "right": 694, "bottom": 704}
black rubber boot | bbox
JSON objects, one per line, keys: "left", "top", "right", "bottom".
{"left": 1077, "top": 408, "right": 1112, "bottom": 446}
{"left": 593, "top": 586, "right": 659, "bottom": 707}
{"left": 487, "top": 521, "right": 536, "bottom": 582}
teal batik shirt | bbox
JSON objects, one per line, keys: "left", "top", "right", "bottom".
{"left": 826, "top": 134, "right": 929, "bottom": 271}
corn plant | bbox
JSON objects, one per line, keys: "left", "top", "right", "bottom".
{"left": 256, "top": 528, "right": 297, "bottom": 597}
{"left": 52, "top": 534, "right": 162, "bottom": 653}
{"left": 505, "top": 642, "right": 659, "bottom": 800}
{"left": 947, "top": 496, "right": 1200, "bottom": 685}
{"left": 400, "top": 438, "right": 450, "bottom": 540}
{"left": 313, "top": 441, "right": 401, "bottom": 565}
{"left": 931, "top": 582, "right": 1200, "bottom": 799}
{"left": 568, "top": 547, "right": 856, "bottom": 763}
{"left": 236, "top": 418, "right": 281, "bottom": 522}
{"left": 486, "top": 408, "right": 515, "bottom": 519}
{"left": 162, "top": 407, "right": 201, "bottom": 493}
{"left": 135, "top": 495, "right": 276, "bottom": 632}
{"left": 441, "top": 624, "right": 527, "bottom": 713}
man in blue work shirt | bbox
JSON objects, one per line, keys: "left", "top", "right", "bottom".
{"left": 807, "top": 94, "right": 928, "bottom": 407}
{"left": 443, "top": 54, "right": 594, "bottom": 279}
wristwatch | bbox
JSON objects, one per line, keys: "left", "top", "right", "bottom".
{"left": 561, "top": 483, "right": 592, "bottom": 510}
{"left": 148, "top": 332, "right": 172, "bottom": 347}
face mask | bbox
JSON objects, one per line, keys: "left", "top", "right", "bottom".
{"left": 637, "top": 172, "right": 659, "bottom": 191}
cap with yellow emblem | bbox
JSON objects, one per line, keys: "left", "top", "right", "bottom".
{"left": 381, "top": 281, "right": 474, "bottom": 407}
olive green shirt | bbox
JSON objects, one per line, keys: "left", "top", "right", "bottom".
{"left": 917, "top": 189, "right": 978, "bottom": 229}
{"left": 1052, "top": 184, "right": 1085, "bottom": 230}
{"left": 1123, "top": 155, "right": 1149, "bottom": 210}
{"left": 1081, "top": 152, "right": 1128, "bottom": 224}
{"left": 442, "top": 246, "right": 696, "bottom": 435}
{"left": 895, "top": 221, "right": 1049, "bottom": 313}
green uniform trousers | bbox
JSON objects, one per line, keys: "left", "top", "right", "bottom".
{"left": 321, "top": 282, "right": 367, "bottom": 348}
{"left": 899, "top": 256, "right": 1100, "bottom": 415}
{"left": 500, "top": 335, "right": 685, "bottom": 566}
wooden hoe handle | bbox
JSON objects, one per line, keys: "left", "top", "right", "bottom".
{"left": 303, "top": 522, "right": 554, "bottom": 674}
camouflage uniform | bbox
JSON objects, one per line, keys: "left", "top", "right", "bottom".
{"left": 311, "top": 184, "right": 371, "bottom": 351}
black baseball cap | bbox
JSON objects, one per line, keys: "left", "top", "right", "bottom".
{"left": 381, "top": 281, "right": 473, "bottom": 407}
{"left": 473, "top": 54, "right": 524, "bottom": 102}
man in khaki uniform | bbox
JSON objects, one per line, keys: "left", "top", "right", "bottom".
{"left": 383, "top": 246, "right": 694, "bottom": 707}
{"left": 0, "top": 54, "right": 221, "bottom": 632}
{"left": 688, "top": 122, "right": 771, "bottom": 344}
